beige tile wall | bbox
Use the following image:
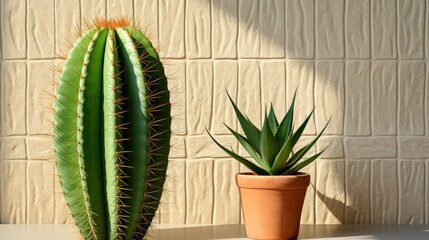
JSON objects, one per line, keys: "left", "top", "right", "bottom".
{"left": 0, "top": 0, "right": 428, "bottom": 225}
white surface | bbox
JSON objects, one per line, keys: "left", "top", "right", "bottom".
{"left": 0, "top": 224, "right": 428, "bottom": 240}
{"left": 0, "top": 225, "right": 76, "bottom": 240}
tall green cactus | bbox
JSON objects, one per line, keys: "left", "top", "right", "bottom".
{"left": 54, "top": 19, "right": 170, "bottom": 240}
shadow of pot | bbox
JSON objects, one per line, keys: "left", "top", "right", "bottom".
{"left": 236, "top": 172, "right": 310, "bottom": 240}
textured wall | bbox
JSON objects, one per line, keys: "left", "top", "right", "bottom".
{"left": 0, "top": 0, "right": 428, "bottom": 226}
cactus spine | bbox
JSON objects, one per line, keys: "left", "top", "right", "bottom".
{"left": 54, "top": 19, "right": 170, "bottom": 240}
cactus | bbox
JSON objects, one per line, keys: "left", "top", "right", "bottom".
{"left": 54, "top": 19, "right": 170, "bottom": 240}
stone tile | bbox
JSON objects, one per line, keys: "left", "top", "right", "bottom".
{"left": 27, "top": 136, "right": 54, "bottom": 160}
{"left": 27, "top": 0, "right": 54, "bottom": 59}
{"left": 55, "top": 0, "right": 81, "bottom": 57}
{"left": 107, "top": 0, "right": 133, "bottom": 20}
{"left": 0, "top": 15, "right": 1, "bottom": 59}
{"left": 372, "top": 0, "right": 396, "bottom": 59}
{"left": 53, "top": 167, "right": 74, "bottom": 224}
{"left": 187, "top": 61, "right": 212, "bottom": 135}
{"left": 28, "top": 61, "right": 55, "bottom": 135}
{"left": 398, "top": 62, "right": 425, "bottom": 135}
{"left": 345, "top": 61, "right": 371, "bottom": 136}
{"left": 1, "top": 161, "right": 26, "bottom": 223}
{"left": 426, "top": 160, "right": 429, "bottom": 224}
{"left": 1, "top": 61, "right": 26, "bottom": 135}
{"left": 134, "top": 0, "right": 158, "bottom": 44}
{"left": 345, "top": 0, "right": 370, "bottom": 58}
{"left": 186, "top": 160, "right": 214, "bottom": 224}
{"left": 186, "top": 0, "right": 211, "bottom": 58}
{"left": 399, "top": 137, "right": 429, "bottom": 159}
{"left": 371, "top": 159, "right": 398, "bottom": 224}
{"left": 398, "top": 0, "right": 425, "bottom": 59}
{"left": 345, "top": 137, "right": 396, "bottom": 159}
{"left": 316, "top": 0, "right": 344, "bottom": 58}
{"left": 0, "top": 62, "right": 2, "bottom": 135}
{"left": 81, "top": 0, "right": 106, "bottom": 20}
{"left": 1, "top": 0, "right": 26, "bottom": 59}
{"left": 346, "top": 160, "right": 370, "bottom": 223}
{"left": 159, "top": 0, "right": 185, "bottom": 58}
{"left": 188, "top": 135, "right": 237, "bottom": 159}
{"left": 427, "top": 3, "right": 429, "bottom": 61}
{"left": 238, "top": 61, "right": 261, "bottom": 129}
{"left": 238, "top": 0, "right": 260, "bottom": 57}
{"left": 286, "top": 0, "right": 314, "bottom": 59}
{"left": 212, "top": 61, "right": 238, "bottom": 134}
{"left": 213, "top": 159, "right": 240, "bottom": 224}
{"left": 212, "top": 0, "right": 238, "bottom": 58}
{"left": 317, "top": 136, "right": 344, "bottom": 159}
{"left": 27, "top": 161, "right": 55, "bottom": 223}
{"left": 371, "top": 62, "right": 397, "bottom": 135}
{"left": 169, "top": 136, "right": 186, "bottom": 159}
{"left": 2, "top": 137, "right": 26, "bottom": 160}
{"left": 427, "top": 63, "right": 429, "bottom": 135}
{"left": 316, "top": 160, "right": 345, "bottom": 224}
{"left": 165, "top": 61, "right": 186, "bottom": 135}
{"left": 261, "top": 61, "right": 286, "bottom": 116}
{"left": 286, "top": 60, "right": 316, "bottom": 135}
{"left": 260, "top": 0, "right": 285, "bottom": 58}
{"left": 160, "top": 159, "right": 186, "bottom": 224}
{"left": 0, "top": 151, "right": 1, "bottom": 220}
{"left": 315, "top": 61, "right": 344, "bottom": 135}
{"left": 399, "top": 160, "right": 425, "bottom": 224}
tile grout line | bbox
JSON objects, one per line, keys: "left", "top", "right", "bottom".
{"left": 368, "top": 0, "right": 374, "bottom": 224}
{"left": 209, "top": 0, "right": 215, "bottom": 224}
{"left": 236, "top": 0, "right": 242, "bottom": 222}
{"left": 24, "top": 0, "right": 29, "bottom": 220}
{"left": 0, "top": 0, "right": 3, "bottom": 218}
{"left": 395, "top": 0, "right": 401, "bottom": 225}
{"left": 343, "top": 0, "right": 348, "bottom": 224}
{"left": 313, "top": 0, "right": 318, "bottom": 224}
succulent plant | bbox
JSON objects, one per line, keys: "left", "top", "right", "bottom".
{"left": 208, "top": 92, "right": 330, "bottom": 176}
{"left": 54, "top": 19, "right": 170, "bottom": 240}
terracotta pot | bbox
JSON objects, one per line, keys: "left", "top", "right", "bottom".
{"left": 236, "top": 172, "right": 310, "bottom": 240}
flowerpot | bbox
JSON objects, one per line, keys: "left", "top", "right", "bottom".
{"left": 236, "top": 172, "right": 310, "bottom": 240}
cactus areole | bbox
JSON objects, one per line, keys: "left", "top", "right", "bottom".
{"left": 54, "top": 19, "right": 170, "bottom": 240}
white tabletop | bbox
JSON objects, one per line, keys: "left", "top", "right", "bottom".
{"left": 0, "top": 224, "right": 428, "bottom": 240}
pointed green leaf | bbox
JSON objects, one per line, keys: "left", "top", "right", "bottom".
{"left": 224, "top": 124, "right": 270, "bottom": 171}
{"left": 270, "top": 128, "right": 294, "bottom": 174}
{"left": 260, "top": 114, "right": 278, "bottom": 166}
{"left": 275, "top": 91, "right": 296, "bottom": 144}
{"left": 226, "top": 91, "right": 261, "bottom": 153}
{"left": 283, "top": 147, "right": 328, "bottom": 175}
{"left": 284, "top": 117, "right": 331, "bottom": 169}
{"left": 246, "top": 115, "right": 261, "bottom": 131}
{"left": 291, "top": 108, "right": 314, "bottom": 148}
{"left": 207, "top": 130, "right": 269, "bottom": 175}
{"left": 267, "top": 104, "right": 279, "bottom": 135}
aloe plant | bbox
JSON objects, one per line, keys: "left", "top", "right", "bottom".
{"left": 54, "top": 19, "right": 170, "bottom": 240}
{"left": 208, "top": 92, "right": 330, "bottom": 176}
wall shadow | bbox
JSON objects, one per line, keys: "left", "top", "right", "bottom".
{"left": 209, "top": 0, "right": 347, "bottom": 225}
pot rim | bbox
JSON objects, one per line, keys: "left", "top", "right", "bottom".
{"left": 236, "top": 172, "right": 311, "bottom": 189}
{"left": 236, "top": 171, "right": 310, "bottom": 177}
